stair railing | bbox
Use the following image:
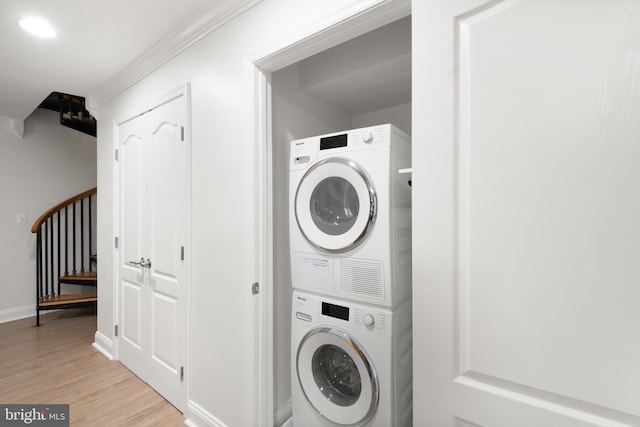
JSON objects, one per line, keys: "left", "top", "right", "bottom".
{"left": 31, "top": 187, "right": 97, "bottom": 325}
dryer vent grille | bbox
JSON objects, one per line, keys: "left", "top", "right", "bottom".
{"left": 340, "top": 259, "right": 383, "bottom": 299}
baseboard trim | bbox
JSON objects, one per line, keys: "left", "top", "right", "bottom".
{"left": 93, "top": 331, "right": 114, "bottom": 360}
{"left": 185, "top": 400, "right": 228, "bottom": 427}
{"left": 0, "top": 304, "right": 35, "bottom": 324}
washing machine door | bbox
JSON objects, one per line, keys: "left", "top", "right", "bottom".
{"left": 296, "top": 326, "right": 379, "bottom": 426}
{"left": 295, "top": 158, "right": 376, "bottom": 253}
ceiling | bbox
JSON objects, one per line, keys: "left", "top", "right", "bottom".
{"left": 0, "top": 0, "right": 212, "bottom": 122}
{"left": 296, "top": 16, "right": 411, "bottom": 115}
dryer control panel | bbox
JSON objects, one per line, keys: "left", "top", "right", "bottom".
{"left": 290, "top": 124, "right": 390, "bottom": 172}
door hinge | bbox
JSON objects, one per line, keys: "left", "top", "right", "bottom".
{"left": 251, "top": 282, "right": 259, "bottom": 295}
{"left": 114, "top": 148, "right": 119, "bottom": 161}
{"left": 180, "top": 366, "right": 184, "bottom": 382}
{"left": 114, "top": 324, "right": 119, "bottom": 337}
{"left": 115, "top": 236, "right": 119, "bottom": 248}
{"left": 180, "top": 126, "right": 185, "bottom": 141}
{"left": 180, "top": 246, "right": 184, "bottom": 261}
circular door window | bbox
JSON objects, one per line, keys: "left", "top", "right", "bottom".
{"left": 295, "top": 158, "right": 376, "bottom": 253}
{"left": 297, "top": 327, "right": 379, "bottom": 426}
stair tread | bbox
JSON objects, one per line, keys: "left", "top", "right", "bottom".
{"left": 39, "top": 293, "right": 97, "bottom": 307}
{"left": 59, "top": 271, "right": 97, "bottom": 281}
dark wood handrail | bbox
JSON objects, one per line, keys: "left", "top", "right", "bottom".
{"left": 32, "top": 187, "right": 98, "bottom": 325}
{"left": 31, "top": 187, "right": 97, "bottom": 233}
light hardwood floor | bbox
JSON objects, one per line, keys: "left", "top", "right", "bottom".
{"left": 0, "top": 308, "right": 184, "bottom": 426}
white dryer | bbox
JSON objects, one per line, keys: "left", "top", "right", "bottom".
{"left": 289, "top": 124, "right": 411, "bottom": 308}
{"left": 291, "top": 290, "right": 412, "bottom": 427}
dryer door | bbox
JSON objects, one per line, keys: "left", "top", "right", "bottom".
{"left": 296, "top": 326, "right": 379, "bottom": 426}
{"left": 295, "top": 158, "right": 376, "bottom": 253}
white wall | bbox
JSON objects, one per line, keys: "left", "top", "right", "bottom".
{"left": 0, "top": 109, "right": 97, "bottom": 323}
{"left": 352, "top": 102, "right": 411, "bottom": 134}
{"left": 93, "top": 1, "right": 364, "bottom": 425}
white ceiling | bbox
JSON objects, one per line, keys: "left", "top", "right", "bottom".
{"left": 297, "top": 16, "right": 411, "bottom": 115}
{"left": 0, "top": 0, "right": 212, "bottom": 121}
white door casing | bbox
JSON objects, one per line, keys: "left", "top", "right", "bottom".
{"left": 116, "top": 87, "right": 189, "bottom": 412}
{"left": 414, "top": 0, "right": 640, "bottom": 426}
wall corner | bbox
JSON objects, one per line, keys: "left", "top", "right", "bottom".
{"left": 12, "top": 119, "right": 24, "bottom": 138}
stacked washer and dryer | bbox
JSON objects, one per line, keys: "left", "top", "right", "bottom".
{"left": 289, "top": 124, "right": 412, "bottom": 427}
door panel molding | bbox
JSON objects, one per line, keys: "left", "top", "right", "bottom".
{"left": 416, "top": 0, "right": 640, "bottom": 425}
{"left": 454, "top": 373, "right": 637, "bottom": 427}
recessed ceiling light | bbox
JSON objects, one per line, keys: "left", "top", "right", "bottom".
{"left": 19, "top": 17, "right": 56, "bottom": 38}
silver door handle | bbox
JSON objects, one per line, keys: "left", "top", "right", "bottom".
{"left": 128, "top": 257, "right": 151, "bottom": 268}
{"left": 128, "top": 257, "right": 145, "bottom": 266}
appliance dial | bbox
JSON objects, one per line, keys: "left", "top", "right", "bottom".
{"left": 362, "top": 130, "right": 374, "bottom": 144}
{"left": 363, "top": 313, "right": 375, "bottom": 327}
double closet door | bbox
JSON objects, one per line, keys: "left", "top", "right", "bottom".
{"left": 116, "top": 88, "right": 189, "bottom": 411}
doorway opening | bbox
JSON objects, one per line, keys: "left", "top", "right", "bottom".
{"left": 250, "top": 2, "right": 411, "bottom": 425}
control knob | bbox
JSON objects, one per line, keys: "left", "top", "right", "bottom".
{"left": 363, "top": 313, "right": 375, "bottom": 327}
{"left": 362, "top": 130, "right": 374, "bottom": 144}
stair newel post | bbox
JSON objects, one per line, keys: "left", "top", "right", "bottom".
{"left": 64, "top": 206, "right": 69, "bottom": 277}
{"left": 44, "top": 219, "right": 49, "bottom": 298}
{"left": 49, "top": 217, "right": 54, "bottom": 297}
{"left": 57, "top": 211, "right": 61, "bottom": 296}
{"left": 36, "top": 228, "right": 42, "bottom": 326}
{"left": 88, "top": 194, "right": 93, "bottom": 268}
{"left": 80, "top": 198, "right": 85, "bottom": 273}
{"left": 72, "top": 201, "right": 77, "bottom": 274}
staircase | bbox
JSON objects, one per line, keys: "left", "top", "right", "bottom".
{"left": 31, "top": 188, "right": 97, "bottom": 325}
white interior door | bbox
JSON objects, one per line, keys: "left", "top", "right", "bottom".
{"left": 145, "top": 96, "right": 187, "bottom": 410}
{"left": 117, "top": 89, "right": 189, "bottom": 412}
{"left": 117, "top": 114, "right": 147, "bottom": 381}
{"left": 414, "top": 1, "right": 640, "bottom": 426}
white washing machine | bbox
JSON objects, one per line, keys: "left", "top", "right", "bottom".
{"left": 289, "top": 124, "right": 411, "bottom": 308}
{"left": 291, "top": 290, "right": 412, "bottom": 427}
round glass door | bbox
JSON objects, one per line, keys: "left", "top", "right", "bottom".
{"left": 296, "top": 327, "right": 379, "bottom": 426}
{"left": 295, "top": 158, "right": 376, "bottom": 253}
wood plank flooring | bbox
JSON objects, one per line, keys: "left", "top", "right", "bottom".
{"left": 0, "top": 308, "right": 184, "bottom": 426}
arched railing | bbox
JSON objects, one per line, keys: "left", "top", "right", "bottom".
{"left": 31, "top": 187, "right": 97, "bottom": 325}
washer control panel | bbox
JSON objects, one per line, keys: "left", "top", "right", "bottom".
{"left": 293, "top": 291, "right": 391, "bottom": 335}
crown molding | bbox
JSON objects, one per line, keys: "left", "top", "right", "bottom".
{"left": 88, "top": 0, "right": 262, "bottom": 109}
{"left": 248, "top": 0, "right": 410, "bottom": 72}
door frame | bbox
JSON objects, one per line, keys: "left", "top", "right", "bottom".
{"left": 248, "top": 1, "right": 410, "bottom": 425}
{"left": 112, "top": 83, "right": 192, "bottom": 405}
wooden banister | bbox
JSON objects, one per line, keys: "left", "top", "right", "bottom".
{"left": 31, "top": 187, "right": 98, "bottom": 325}
{"left": 31, "top": 187, "right": 97, "bottom": 233}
